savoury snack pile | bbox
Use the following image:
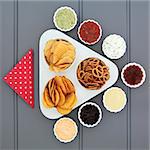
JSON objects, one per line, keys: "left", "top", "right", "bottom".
{"left": 77, "top": 57, "right": 110, "bottom": 90}
{"left": 43, "top": 76, "right": 77, "bottom": 115}
{"left": 44, "top": 39, "right": 75, "bottom": 72}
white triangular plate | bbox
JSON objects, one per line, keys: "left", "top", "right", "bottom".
{"left": 39, "top": 29, "right": 119, "bottom": 119}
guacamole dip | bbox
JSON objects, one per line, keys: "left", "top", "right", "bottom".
{"left": 54, "top": 7, "right": 77, "bottom": 31}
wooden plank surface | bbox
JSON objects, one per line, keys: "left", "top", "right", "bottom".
{"left": 0, "top": 1, "right": 15, "bottom": 150}
{"left": 17, "top": 1, "right": 80, "bottom": 150}
{"left": 82, "top": 1, "right": 128, "bottom": 150}
{"left": 130, "top": 1, "right": 149, "bottom": 150}
{"left": 0, "top": 0, "right": 149, "bottom": 150}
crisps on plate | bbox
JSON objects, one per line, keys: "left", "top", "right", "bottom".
{"left": 43, "top": 76, "right": 77, "bottom": 115}
{"left": 44, "top": 39, "right": 75, "bottom": 72}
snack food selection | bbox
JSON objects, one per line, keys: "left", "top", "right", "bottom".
{"left": 121, "top": 63, "right": 146, "bottom": 88}
{"left": 102, "top": 34, "right": 126, "bottom": 59}
{"left": 43, "top": 76, "right": 77, "bottom": 115}
{"left": 44, "top": 39, "right": 75, "bottom": 72}
{"left": 103, "top": 87, "right": 127, "bottom": 113}
{"left": 40, "top": 29, "right": 119, "bottom": 119}
{"left": 78, "top": 102, "right": 102, "bottom": 128}
{"left": 39, "top": 7, "right": 147, "bottom": 143}
{"left": 54, "top": 117, "right": 78, "bottom": 143}
{"left": 53, "top": 6, "right": 77, "bottom": 31}
{"left": 77, "top": 57, "right": 110, "bottom": 90}
{"left": 78, "top": 19, "right": 102, "bottom": 45}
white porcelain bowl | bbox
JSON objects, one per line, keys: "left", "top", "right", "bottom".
{"left": 53, "top": 6, "right": 77, "bottom": 32}
{"left": 102, "top": 34, "right": 126, "bottom": 59}
{"left": 53, "top": 117, "right": 78, "bottom": 143}
{"left": 78, "top": 102, "right": 102, "bottom": 128}
{"left": 78, "top": 19, "right": 102, "bottom": 45}
{"left": 103, "top": 87, "right": 127, "bottom": 113}
{"left": 121, "top": 62, "right": 146, "bottom": 88}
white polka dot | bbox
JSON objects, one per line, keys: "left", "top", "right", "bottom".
{"left": 25, "top": 91, "right": 27, "bottom": 94}
{"left": 29, "top": 81, "right": 32, "bottom": 84}
{"left": 24, "top": 66, "right": 26, "bottom": 69}
{"left": 15, "top": 77, "right": 17, "bottom": 79}
{"left": 19, "top": 72, "right": 22, "bottom": 74}
{"left": 29, "top": 71, "right": 31, "bottom": 74}
{"left": 29, "top": 86, "right": 32, "bottom": 89}
{"left": 14, "top": 67, "right": 17, "bottom": 69}
{"left": 29, "top": 61, "right": 31, "bottom": 64}
{"left": 19, "top": 62, "right": 21, "bottom": 64}
{"left": 24, "top": 76, "right": 27, "bottom": 79}
{"left": 29, "top": 76, "right": 31, "bottom": 79}
{"left": 4, "top": 77, "right": 7, "bottom": 79}
{"left": 25, "top": 96, "right": 27, "bottom": 99}
{"left": 24, "top": 61, "right": 26, "bottom": 64}
{"left": 20, "top": 87, "right": 22, "bottom": 89}
{"left": 30, "top": 96, "right": 32, "bottom": 99}
{"left": 25, "top": 87, "right": 27, "bottom": 89}
{"left": 19, "top": 82, "right": 22, "bottom": 84}
{"left": 20, "top": 92, "right": 22, "bottom": 94}
{"left": 29, "top": 51, "right": 31, "bottom": 54}
{"left": 19, "top": 77, "right": 22, "bottom": 79}
{"left": 24, "top": 56, "right": 26, "bottom": 59}
{"left": 10, "top": 72, "right": 12, "bottom": 74}
{"left": 10, "top": 82, "right": 12, "bottom": 84}
{"left": 15, "top": 87, "right": 17, "bottom": 89}
{"left": 15, "top": 82, "right": 17, "bottom": 84}
{"left": 29, "top": 91, "right": 32, "bottom": 94}
{"left": 19, "top": 67, "right": 22, "bottom": 69}
{"left": 30, "top": 101, "right": 32, "bottom": 104}
{"left": 10, "top": 77, "right": 12, "bottom": 79}
{"left": 29, "top": 56, "right": 31, "bottom": 59}
{"left": 24, "top": 71, "right": 26, "bottom": 74}
{"left": 24, "top": 81, "right": 27, "bottom": 84}
{"left": 29, "top": 66, "right": 31, "bottom": 69}
{"left": 14, "top": 72, "right": 17, "bottom": 74}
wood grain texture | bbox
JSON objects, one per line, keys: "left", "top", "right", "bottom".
{"left": 0, "top": 0, "right": 149, "bottom": 150}
{"left": 130, "top": 1, "right": 149, "bottom": 150}
{"left": 17, "top": 1, "right": 80, "bottom": 150}
{"left": 0, "top": 1, "right": 15, "bottom": 150}
{"left": 82, "top": 1, "right": 128, "bottom": 150}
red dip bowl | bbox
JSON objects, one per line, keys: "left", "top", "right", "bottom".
{"left": 121, "top": 63, "right": 146, "bottom": 88}
{"left": 78, "top": 20, "right": 102, "bottom": 45}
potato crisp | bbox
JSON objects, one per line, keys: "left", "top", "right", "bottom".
{"left": 44, "top": 39, "right": 75, "bottom": 72}
{"left": 43, "top": 76, "right": 77, "bottom": 115}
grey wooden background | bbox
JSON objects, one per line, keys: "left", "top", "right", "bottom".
{"left": 0, "top": 0, "right": 149, "bottom": 150}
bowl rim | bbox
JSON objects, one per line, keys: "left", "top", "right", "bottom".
{"left": 103, "top": 86, "right": 127, "bottom": 113}
{"left": 53, "top": 117, "right": 78, "bottom": 143}
{"left": 78, "top": 102, "right": 102, "bottom": 128}
{"left": 77, "top": 19, "right": 102, "bottom": 45}
{"left": 102, "top": 34, "right": 127, "bottom": 59}
{"left": 53, "top": 6, "right": 77, "bottom": 32}
{"left": 121, "top": 62, "right": 146, "bottom": 88}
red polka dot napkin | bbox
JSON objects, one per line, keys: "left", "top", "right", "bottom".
{"left": 3, "top": 49, "right": 34, "bottom": 108}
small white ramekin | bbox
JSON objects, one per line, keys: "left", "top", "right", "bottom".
{"left": 102, "top": 34, "right": 126, "bottom": 59}
{"left": 121, "top": 62, "right": 146, "bottom": 88}
{"left": 53, "top": 6, "right": 77, "bottom": 32}
{"left": 103, "top": 87, "right": 127, "bottom": 113}
{"left": 53, "top": 117, "right": 78, "bottom": 143}
{"left": 78, "top": 19, "right": 102, "bottom": 45}
{"left": 78, "top": 102, "right": 102, "bottom": 128}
